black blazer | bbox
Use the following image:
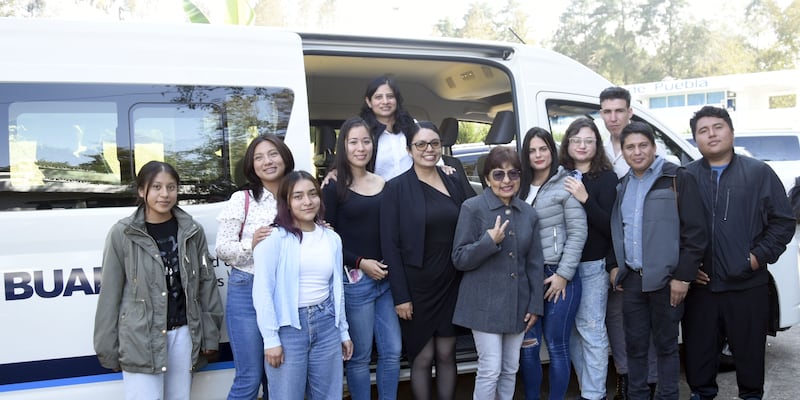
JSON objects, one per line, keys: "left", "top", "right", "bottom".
{"left": 380, "top": 166, "right": 473, "bottom": 305}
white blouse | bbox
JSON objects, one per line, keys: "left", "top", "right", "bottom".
{"left": 374, "top": 130, "right": 412, "bottom": 181}
{"left": 215, "top": 189, "right": 277, "bottom": 274}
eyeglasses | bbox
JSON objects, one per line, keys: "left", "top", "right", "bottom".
{"left": 568, "top": 137, "right": 597, "bottom": 146}
{"left": 491, "top": 169, "right": 521, "bottom": 181}
{"left": 412, "top": 139, "right": 442, "bottom": 151}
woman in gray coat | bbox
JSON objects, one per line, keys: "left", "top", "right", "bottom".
{"left": 452, "top": 146, "right": 544, "bottom": 400}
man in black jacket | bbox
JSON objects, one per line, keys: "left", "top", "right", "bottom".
{"left": 683, "top": 106, "right": 795, "bottom": 400}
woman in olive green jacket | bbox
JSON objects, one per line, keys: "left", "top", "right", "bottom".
{"left": 94, "top": 161, "right": 223, "bottom": 400}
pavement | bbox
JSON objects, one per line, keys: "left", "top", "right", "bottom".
{"left": 394, "top": 325, "right": 800, "bottom": 399}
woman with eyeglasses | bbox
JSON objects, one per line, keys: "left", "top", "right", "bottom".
{"left": 381, "top": 121, "right": 473, "bottom": 400}
{"left": 451, "top": 146, "right": 544, "bottom": 399}
{"left": 518, "top": 127, "right": 587, "bottom": 400}
{"left": 561, "top": 118, "right": 617, "bottom": 400}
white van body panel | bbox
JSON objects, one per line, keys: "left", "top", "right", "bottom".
{"left": 0, "top": 19, "right": 309, "bottom": 399}
{"left": 1, "top": 19, "right": 798, "bottom": 399}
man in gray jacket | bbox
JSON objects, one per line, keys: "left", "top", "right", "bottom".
{"left": 610, "top": 122, "right": 707, "bottom": 400}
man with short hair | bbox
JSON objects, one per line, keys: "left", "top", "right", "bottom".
{"left": 609, "top": 121, "right": 707, "bottom": 400}
{"left": 599, "top": 86, "right": 662, "bottom": 399}
{"left": 682, "top": 106, "right": 794, "bottom": 400}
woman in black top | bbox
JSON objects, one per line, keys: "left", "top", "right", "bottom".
{"left": 322, "top": 117, "right": 401, "bottom": 400}
{"left": 380, "top": 121, "right": 473, "bottom": 400}
{"left": 559, "top": 117, "right": 617, "bottom": 400}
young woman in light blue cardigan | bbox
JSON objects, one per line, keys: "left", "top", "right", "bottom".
{"left": 252, "top": 170, "right": 352, "bottom": 400}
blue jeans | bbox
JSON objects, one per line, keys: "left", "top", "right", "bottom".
{"left": 520, "top": 265, "right": 582, "bottom": 400}
{"left": 344, "top": 278, "right": 401, "bottom": 400}
{"left": 226, "top": 268, "right": 267, "bottom": 400}
{"left": 266, "top": 297, "right": 344, "bottom": 400}
{"left": 569, "top": 259, "right": 609, "bottom": 400}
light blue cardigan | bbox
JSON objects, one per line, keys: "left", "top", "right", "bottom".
{"left": 252, "top": 226, "right": 350, "bottom": 349}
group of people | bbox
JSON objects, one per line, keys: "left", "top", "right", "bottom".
{"left": 91, "top": 80, "right": 795, "bottom": 400}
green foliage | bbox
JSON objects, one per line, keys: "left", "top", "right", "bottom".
{"left": 434, "top": 0, "right": 531, "bottom": 42}
{"left": 456, "top": 121, "right": 490, "bottom": 145}
{"left": 182, "top": 0, "right": 210, "bottom": 23}
{"left": 182, "top": 0, "right": 254, "bottom": 25}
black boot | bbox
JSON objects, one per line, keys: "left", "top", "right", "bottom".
{"left": 648, "top": 382, "right": 656, "bottom": 399}
{"left": 613, "top": 373, "right": 628, "bottom": 400}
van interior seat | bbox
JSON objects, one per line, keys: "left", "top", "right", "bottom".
{"left": 439, "top": 117, "right": 478, "bottom": 196}
{"left": 439, "top": 117, "right": 459, "bottom": 156}
{"left": 313, "top": 125, "right": 337, "bottom": 180}
{"left": 477, "top": 110, "right": 515, "bottom": 187}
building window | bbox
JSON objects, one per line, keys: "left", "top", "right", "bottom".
{"left": 769, "top": 94, "right": 796, "bottom": 109}
{"left": 687, "top": 93, "right": 705, "bottom": 106}
{"left": 649, "top": 97, "right": 667, "bottom": 108}
{"left": 707, "top": 91, "right": 725, "bottom": 105}
{"left": 668, "top": 95, "right": 685, "bottom": 107}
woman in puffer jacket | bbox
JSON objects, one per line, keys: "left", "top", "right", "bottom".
{"left": 517, "top": 127, "right": 587, "bottom": 400}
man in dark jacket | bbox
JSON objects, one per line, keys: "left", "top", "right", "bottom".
{"left": 683, "top": 106, "right": 795, "bottom": 400}
{"left": 610, "top": 122, "right": 707, "bottom": 400}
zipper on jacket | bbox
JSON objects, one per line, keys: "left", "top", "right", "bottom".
{"left": 553, "top": 226, "right": 558, "bottom": 254}
{"left": 723, "top": 189, "right": 730, "bottom": 221}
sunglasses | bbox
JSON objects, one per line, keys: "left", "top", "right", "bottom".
{"left": 412, "top": 139, "right": 442, "bottom": 151}
{"left": 491, "top": 169, "right": 521, "bottom": 181}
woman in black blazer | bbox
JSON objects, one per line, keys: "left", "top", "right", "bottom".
{"left": 380, "top": 121, "right": 472, "bottom": 400}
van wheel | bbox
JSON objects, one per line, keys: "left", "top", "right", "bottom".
{"left": 718, "top": 341, "right": 735, "bottom": 372}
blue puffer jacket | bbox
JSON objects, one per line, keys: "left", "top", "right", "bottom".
{"left": 531, "top": 166, "right": 587, "bottom": 281}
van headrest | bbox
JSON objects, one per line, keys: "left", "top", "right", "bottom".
{"left": 439, "top": 117, "right": 459, "bottom": 147}
{"left": 484, "top": 111, "right": 515, "bottom": 145}
{"left": 314, "top": 126, "right": 337, "bottom": 154}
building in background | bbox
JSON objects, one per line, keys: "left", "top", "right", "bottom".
{"left": 626, "top": 69, "right": 800, "bottom": 134}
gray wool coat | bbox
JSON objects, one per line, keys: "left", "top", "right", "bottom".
{"left": 452, "top": 189, "right": 545, "bottom": 334}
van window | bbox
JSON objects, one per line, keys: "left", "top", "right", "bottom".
{"left": 1, "top": 83, "right": 294, "bottom": 211}
{"left": 545, "top": 99, "right": 692, "bottom": 165}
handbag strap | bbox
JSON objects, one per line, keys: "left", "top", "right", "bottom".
{"left": 238, "top": 190, "right": 251, "bottom": 240}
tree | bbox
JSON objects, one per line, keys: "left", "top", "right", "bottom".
{"left": 434, "top": 0, "right": 530, "bottom": 42}
{"left": 495, "top": 0, "right": 530, "bottom": 43}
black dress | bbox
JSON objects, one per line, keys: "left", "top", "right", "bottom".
{"left": 400, "top": 182, "right": 462, "bottom": 359}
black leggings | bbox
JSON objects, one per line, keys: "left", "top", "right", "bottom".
{"left": 409, "top": 335, "right": 457, "bottom": 400}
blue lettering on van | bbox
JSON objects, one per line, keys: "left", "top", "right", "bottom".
{"left": 4, "top": 267, "right": 102, "bottom": 300}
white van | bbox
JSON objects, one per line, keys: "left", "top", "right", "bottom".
{"left": 1, "top": 19, "right": 798, "bottom": 399}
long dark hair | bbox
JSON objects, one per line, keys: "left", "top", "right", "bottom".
{"left": 334, "top": 116, "right": 372, "bottom": 202}
{"left": 359, "top": 76, "right": 415, "bottom": 142}
{"left": 519, "top": 127, "right": 558, "bottom": 200}
{"left": 242, "top": 134, "right": 295, "bottom": 200}
{"left": 136, "top": 160, "right": 179, "bottom": 208}
{"left": 559, "top": 118, "right": 612, "bottom": 178}
{"left": 272, "top": 171, "right": 325, "bottom": 241}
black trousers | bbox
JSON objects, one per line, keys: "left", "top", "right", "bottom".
{"left": 622, "top": 272, "right": 683, "bottom": 400}
{"left": 682, "top": 284, "right": 768, "bottom": 400}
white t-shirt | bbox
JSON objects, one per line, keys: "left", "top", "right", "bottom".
{"left": 298, "top": 225, "right": 334, "bottom": 307}
{"left": 524, "top": 185, "right": 541, "bottom": 205}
